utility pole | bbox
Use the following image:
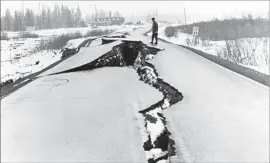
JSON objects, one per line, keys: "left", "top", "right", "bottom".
{"left": 95, "top": 4, "right": 97, "bottom": 20}
{"left": 184, "top": 7, "right": 187, "bottom": 25}
{"left": 21, "top": 0, "right": 25, "bottom": 41}
{"left": 156, "top": 8, "right": 158, "bottom": 20}
{"left": 42, "top": 4, "right": 45, "bottom": 29}
{"left": 38, "top": 2, "right": 40, "bottom": 30}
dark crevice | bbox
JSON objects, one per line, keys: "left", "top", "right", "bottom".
{"left": 143, "top": 135, "right": 154, "bottom": 151}
{"left": 102, "top": 39, "right": 117, "bottom": 45}
{"left": 148, "top": 154, "right": 169, "bottom": 163}
{"left": 123, "top": 41, "right": 183, "bottom": 162}
{"left": 48, "top": 40, "right": 158, "bottom": 76}
{"left": 46, "top": 40, "right": 183, "bottom": 163}
{"left": 103, "top": 35, "right": 127, "bottom": 38}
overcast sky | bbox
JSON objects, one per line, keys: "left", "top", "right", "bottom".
{"left": 1, "top": 1, "right": 269, "bottom": 23}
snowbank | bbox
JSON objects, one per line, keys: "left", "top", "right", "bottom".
{"left": 64, "top": 38, "right": 87, "bottom": 49}
{"left": 1, "top": 38, "right": 41, "bottom": 62}
{"left": 1, "top": 50, "right": 61, "bottom": 82}
{"left": 155, "top": 26, "right": 269, "bottom": 75}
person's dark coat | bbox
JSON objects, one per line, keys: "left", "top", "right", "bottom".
{"left": 152, "top": 21, "right": 158, "bottom": 34}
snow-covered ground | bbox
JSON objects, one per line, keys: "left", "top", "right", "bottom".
{"left": 64, "top": 38, "right": 90, "bottom": 49}
{"left": 4, "top": 25, "right": 144, "bottom": 38}
{"left": 1, "top": 25, "right": 141, "bottom": 83}
{"left": 151, "top": 26, "right": 269, "bottom": 75}
{"left": 1, "top": 37, "right": 62, "bottom": 83}
{"left": 32, "top": 25, "right": 137, "bottom": 37}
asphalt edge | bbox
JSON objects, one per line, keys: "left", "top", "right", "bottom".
{"left": 158, "top": 37, "right": 269, "bottom": 87}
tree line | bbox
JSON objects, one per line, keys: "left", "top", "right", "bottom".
{"left": 1, "top": 4, "right": 123, "bottom": 31}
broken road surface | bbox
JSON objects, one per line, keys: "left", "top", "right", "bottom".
{"left": 1, "top": 27, "right": 269, "bottom": 162}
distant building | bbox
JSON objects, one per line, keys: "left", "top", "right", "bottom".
{"left": 25, "top": 26, "right": 37, "bottom": 32}
{"left": 90, "top": 17, "right": 125, "bottom": 27}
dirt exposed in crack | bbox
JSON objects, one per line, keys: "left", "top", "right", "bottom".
{"left": 46, "top": 40, "right": 183, "bottom": 163}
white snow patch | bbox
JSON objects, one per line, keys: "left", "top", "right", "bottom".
{"left": 1, "top": 37, "right": 60, "bottom": 82}
{"left": 3, "top": 25, "right": 137, "bottom": 39}
{"left": 146, "top": 111, "right": 166, "bottom": 145}
{"left": 1, "top": 50, "right": 61, "bottom": 83}
{"left": 1, "top": 38, "right": 42, "bottom": 62}
{"left": 157, "top": 160, "right": 167, "bottom": 163}
{"left": 155, "top": 26, "right": 269, "bottom": 75}
{"left": 89, "top": 38, "right": 102, "bottom": 47}
{"left": 146, "top": 148, "right": 168, "bottom": 160}
{"left": 161, "top": 98, "right": 170, "bottom": 109}
{"left": 64, "top": 38, "right": 86, "bottom": 49}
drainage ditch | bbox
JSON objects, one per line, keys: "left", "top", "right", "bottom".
{"left": 48, "top": 40, "right": 183, "bottom": 163}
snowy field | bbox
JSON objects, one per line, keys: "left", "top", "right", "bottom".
{"left": 3, "top": 25, "right": 142, "bottom": 38}
{"left": 151, "top": 26, "right": 269, "bottom": 75}
{"left": 1, "top": 38, "right": 62, "bottom": 83}
{"left": 1, "top": 25, "right": 141, "bottom": 83}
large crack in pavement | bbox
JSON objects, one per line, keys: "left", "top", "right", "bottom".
{"left": 47, "top": 40, "right": 183, "bottom": 163}
{"left": 132, "top": 42, "right": 183, "bottom": 163}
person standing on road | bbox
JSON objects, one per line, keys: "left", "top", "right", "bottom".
{"left": 150, "top": 18, "right": 158, "bottom": 44}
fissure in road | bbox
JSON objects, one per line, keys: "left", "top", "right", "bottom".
{"left": 48, "top": 40, "right": 184, "bottom": 163}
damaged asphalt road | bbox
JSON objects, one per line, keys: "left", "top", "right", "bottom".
{"left": 1, "top": 28, "right": 184, "bottom": 162}
{"left": 45, "top": 39, "right": 184, "bottom": 163}
{"left": 3, "top": 29, "right": 267, "bottom": 162}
